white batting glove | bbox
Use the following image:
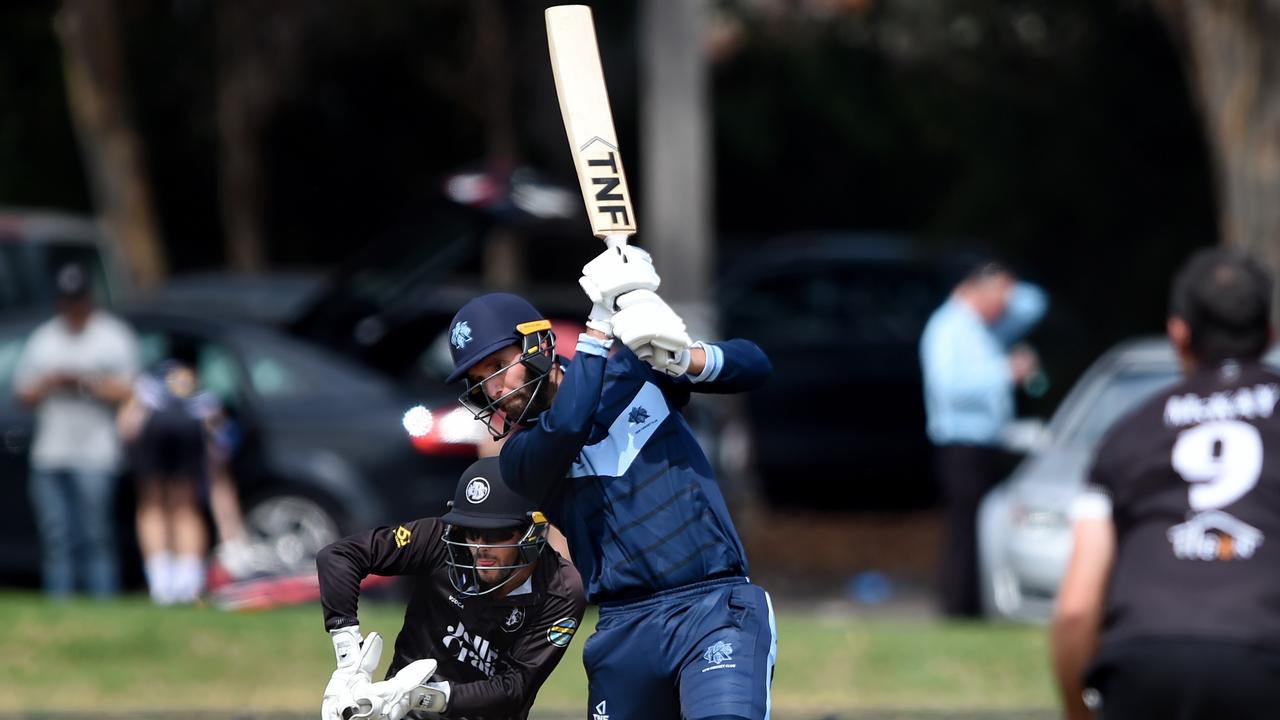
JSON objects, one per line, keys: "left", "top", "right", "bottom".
{"left": 611, "top": 290, "right": 692, "bottom": 373}
{"left": 634, "top": 345, "right": 694, "bottom": 377}
{"left": 322, "top": 626, "right": 383, "bottom": 720}
{"left": 579, "top": 246, "right": 661, "bottom": 334}
{"left": 347, "top": 659, "right": 444, "bottom": 720}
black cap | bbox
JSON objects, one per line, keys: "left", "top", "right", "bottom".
{"left": 445, "top": 293, "right": 546, "bottom": 384}
{"left": 55, "top": 263, "right": 91, "bottom": 299}
{"left": 440, "top": 456, "right": 537, "bottom": 529}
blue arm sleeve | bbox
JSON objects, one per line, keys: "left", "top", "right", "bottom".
{"left": 499, "top": 335, "right": 609, "bottom": 503}
{"left": 674, "top": 339, "right": 773, "bottom": 394}
{"left": 991, "top": 282, "right": 1048, "bottom": 345}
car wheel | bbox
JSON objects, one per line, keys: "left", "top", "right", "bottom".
{"left": 243, "top": 492, "right": 342, "bottom": 574}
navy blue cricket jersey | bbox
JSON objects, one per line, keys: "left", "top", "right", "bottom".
{"left": 499, "top": 336, "right": 771, "bottom": 604}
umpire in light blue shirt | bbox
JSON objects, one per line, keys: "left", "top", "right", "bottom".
{"left": 920, "top": 261, "right": 1047, "bottom": 617}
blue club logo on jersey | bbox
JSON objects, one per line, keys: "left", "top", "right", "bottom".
{"left": 627, "top": 406, "right": 649, "bottom": 425}
{"left": 704, "top": 640, "right": 734, "bottom": 664}
{"left": 450, "top": 321, "right": 473, "bottom": 349}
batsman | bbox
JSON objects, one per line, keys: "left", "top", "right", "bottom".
{"left": 445, "top": 244, "right": 777, "bottom": 720}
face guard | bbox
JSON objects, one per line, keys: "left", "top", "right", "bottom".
{"left": 457, "top": 320, "right": 556, "bottom": 440}
{"left": 443, "top": 512, "right": 549, "bottom": 597}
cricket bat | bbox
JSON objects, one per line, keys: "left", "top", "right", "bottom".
{"left": 546, "top": 4, "right": 635, "bottom": 249}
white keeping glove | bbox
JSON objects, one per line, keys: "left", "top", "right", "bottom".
{"left": 611, "top": 290, "right": 692, "bottom": 375}
{"left": 322, "top": 626, "right": 383, "bottom": 720}
{"left": 346, "top": 659, "right": 445, "bottom": 720}
{"left": 579, "top": 245, "right": 661, "bottom": 334}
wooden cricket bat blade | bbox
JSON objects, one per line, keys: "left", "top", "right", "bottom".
{"left": 546, "top": 4, "right": 636, "bottom": 246}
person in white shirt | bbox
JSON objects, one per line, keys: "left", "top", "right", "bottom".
{"left": 13, "top": 263, "right": 138, "bottom": 598}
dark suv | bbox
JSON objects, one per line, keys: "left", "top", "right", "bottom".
{"left": 720, "top": 234, "right": 972, "bottom": 511}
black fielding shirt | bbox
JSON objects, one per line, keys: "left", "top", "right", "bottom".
{"left": 317, "top": 518, "right": 586, "bottom": 720}
{"left": 1091, "top": 360, "right": 1280, "bottom": 648}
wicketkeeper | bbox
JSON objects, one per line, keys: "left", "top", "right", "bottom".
{"left": 316, "top": 456, "right": 585, "bottom": 720}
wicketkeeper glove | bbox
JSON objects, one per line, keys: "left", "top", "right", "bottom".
{"left": 347, "top": 659, "right": 448, "bottom": 720}
{"left": 321, "top": 626, "right": 383, "bottom": 720}
{"left": 611, "top": 289, "right": 693, "bottom": 376}
{"left": 579, "top": 245, "right": 661, "bottom": 335}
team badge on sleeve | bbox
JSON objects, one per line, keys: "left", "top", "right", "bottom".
{"left": 394, "top": 525, "right": 412, "bottom": 548}
{"left": 548, "top": 617, "right": 578, "bottom": 647}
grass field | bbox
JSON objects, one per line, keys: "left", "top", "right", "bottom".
{"left": 0, "top": 592, "right": 1055, "bottom": 715}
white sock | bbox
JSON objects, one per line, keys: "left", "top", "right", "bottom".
{"left": 173, "top": 554, "right": 206, "bottom": 603}
{"left": 145, "top": 552, "right": 175, "bottom": 605}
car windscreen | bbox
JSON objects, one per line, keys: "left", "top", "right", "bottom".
{"left": 1070, "top": 368, "right": 1180, "bottom": 447}
{"left": 0, "top": 242, "right": 111, "bottom": 313}
{"left": 724, "top": 262, "right": 947, "bottom": 345}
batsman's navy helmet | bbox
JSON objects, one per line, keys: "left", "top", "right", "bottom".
{"left": 445, "top": 293, "right": 546, "bottom": 383}
{"left": 446, "top": 292, "right": 558, "bottom": 439}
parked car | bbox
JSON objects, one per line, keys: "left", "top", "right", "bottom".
{"left": 0, "top": 209, "right": 129, "bottom": 315}
{"left": 719, "top": 233, "right": 975, "bottom": 510}
{"left": 977, "top": 337, "right": 1280, "bottom": 622}
{"left": 0, "top": 305, "right": 477, "bottom": 586}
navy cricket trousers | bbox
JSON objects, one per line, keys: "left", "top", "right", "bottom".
{"left": 583, "top": 577, "right": 777, "bottom": 720}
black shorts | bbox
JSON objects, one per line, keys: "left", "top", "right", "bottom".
{"left": 1085, "top": 637, "right": 1280, "bottom": 720}
{"left": 131, "top": 408, "right": 207, "bottom": 481}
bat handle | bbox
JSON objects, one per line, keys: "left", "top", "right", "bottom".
{"left": 603, "top": 234, "right": 629, "bottom": 249}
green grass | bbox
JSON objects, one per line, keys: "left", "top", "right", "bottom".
{"left": 0, "top": 592, "right": 1054, "bottom": 713}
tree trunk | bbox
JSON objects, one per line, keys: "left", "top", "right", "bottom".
{"left": 56, "top": 0, "right": 167, "bottom": 290}
{"left": 214, "top": 4, "right": 303, "bottom": 273}
{"left": 641, "top": 0, "right": 715, "bottom": 339}
{"left": 1156, "top": 1, "right": 1280, "bottom": 311}
{"left": 474, "top": 0, "right": 525, "bottom": 290}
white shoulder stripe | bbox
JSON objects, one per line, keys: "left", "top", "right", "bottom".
{"left": 569, "top": 382, "right": 669, "bottom": 478}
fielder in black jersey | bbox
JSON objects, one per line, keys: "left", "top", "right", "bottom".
{"left": 1052, "top": 248, "right": 1280, "bottom": 720}
{"left": 316, "top": 456, "right": 586, "bottom": 720}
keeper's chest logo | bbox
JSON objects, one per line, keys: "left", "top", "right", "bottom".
{"left": 501, "top": 607, "right": 525, "bottom": 632}
{"left": 442, "top": 620, "right": 498, "bottom": 677}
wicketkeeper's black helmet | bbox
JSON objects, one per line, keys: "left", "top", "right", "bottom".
{"left": 440, "top": 457, "right": 548, "bottom": 597}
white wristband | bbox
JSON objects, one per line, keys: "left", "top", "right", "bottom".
{"left": 330, "top": 625, "right": 362, "bottom": 668}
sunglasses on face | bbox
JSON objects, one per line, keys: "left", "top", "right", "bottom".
{"left": 462, "top": 527, "right": 523, "bottom": 545}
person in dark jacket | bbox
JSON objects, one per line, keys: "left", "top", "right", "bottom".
{"left": 1052, "top": 248, "right": 1280, "bottom": 720}
{"left": 317, "top": 456, "right": 585, "bottom": 720}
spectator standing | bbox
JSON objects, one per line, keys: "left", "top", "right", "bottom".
{"left": 118, "top": 353, "right": 221, "bottom": 604}
{"left": 919, "top": 261, "right": 1047, "bottom": 617}
{"left": 13, "top": 263, "right": 139, "bottom": 598}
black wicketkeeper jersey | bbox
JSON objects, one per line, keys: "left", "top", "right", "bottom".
{"left": 1090, "top": 360, "right": 1280, "bottom": 647}
{"left": 317, "top": 518, "right": 586, "bottom": 720}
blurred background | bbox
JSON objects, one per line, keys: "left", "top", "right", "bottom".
{"left": 0, "top": 0, "right": 1273, "bottom": 717}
